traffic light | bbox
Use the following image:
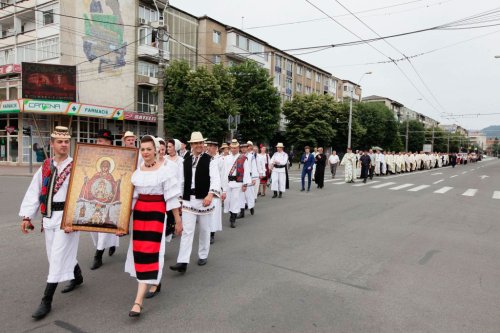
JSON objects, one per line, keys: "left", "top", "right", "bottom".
{"left": 23, "top": 126, "right": 31, "bottom": 136}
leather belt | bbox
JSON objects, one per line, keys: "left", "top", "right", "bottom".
{"left": 52, "top": 202, "right": 66, "bottom": 211}
{"left": 274, "top": 165, "right": 285, "bottom": 169}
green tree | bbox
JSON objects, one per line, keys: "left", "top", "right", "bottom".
{"left": 282, "top": 94, "right": 336, "bottom": 149}
{"left": 329, "top": 102, "right": 365, "bottom": 151}
{"left": 356, "top": 102, "right": 400, "bottom": 151}
{"left": 491, "top": 137, "right": 499, "bottom": 156}
{"left": 164, "top": 61, "right": 233, "bottom": 142}
{"left": 400, "top": 120, "right": 425, "bottom": 152}
{"left": 229, "top": 61, "right": 281, "bottom": 143}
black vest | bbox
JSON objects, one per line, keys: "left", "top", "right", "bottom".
{"left": 183, "top": 152, "right": 211, "bottom": 201}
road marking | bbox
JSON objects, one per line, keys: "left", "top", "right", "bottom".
{"left": 480, "top": 175, "right": 489, "bottom": 179}
{"left": 493, "top": 191, "right": 500, "bottom": 200}
{"left": 471, "top": 169, "right": 475, "bottom": 171}
{"left": 389, "top": 183, "right": 414, "bottom": 190}
{"left": 433, "top": 179, "right": 444, "bottom": 184}
{"left": 434, "top": 186, "right": 453, "bottom": 194}
{"left": 408, "top": 185, "right": 430, "bottom": 192}
{"left": 462, "top": 189, "right": 478, "bottom": 197}
{"left": 462, "top": 171, "right": 467, "bottom": 174}
{"left": 450, "top": 175, "right": 458, "bottom": 178}
{"left": 353, "top": 180, "right": 379, "bottom": 187}
{"left": 431, "top": 172, "right": 443, "bottom": 175}
{"left": 371, "top": 182, "right": 396, "bottom": 189}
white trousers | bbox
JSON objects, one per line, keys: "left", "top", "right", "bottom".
{"left": 209, "top": 198, "right": 223, "bottom": 232}
{"left": 177, "top": 211, "right": 211, "bottom": 263}
{"left": 45, "top": 228, "right": 80, "bottom": 283}
{"left": 271, "top": 171, "right": 286, "bottom": 192}
{"left": 239, "top": 184, "right": 255, "bottom": 209}
{"left": 224, "top": 187, "right": 242, "bottom": 214}
{"left": 91, "top": 232, "right": 119, "bottom": 250}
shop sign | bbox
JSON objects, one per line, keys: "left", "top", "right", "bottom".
{"left": 22, "top": 99, "right": 69, "bottom": 114}
{"left": 124, "top": 111, "right": 157, "bottom": 123}
{"left": 5, "top": 126, "right": 16, "bottom": 134}
{"left": 0, "top": 100, "right": 21, "bottom": 114}
{"left": 67, "top": 103, "right": 124, "bottom": 120}
{"left": 0, "top": 64, "right": 21, "bottom": 75}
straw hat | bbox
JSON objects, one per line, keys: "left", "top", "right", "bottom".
{"left": 187, "top": 131, "right": 207, "bottom": 143}
{"left": 229, "top": 139, "right": 240, "bottom": 147}
{"left": 122, "top": 131, "right": 136, "bottom": 139}
{"left": 51, "top": 126, "right": 71, "bottom": 139}
{"left": 276, "top": 142, "right": 285, "bottom": 148}
{"left": 246, "top": 140, "right": 254, "bottom": 146}
{"left": 220, "top": 142, "right": 229, "bottom": 149}
{"left": 206, "top": 140, "right": 218, "bottom": 146}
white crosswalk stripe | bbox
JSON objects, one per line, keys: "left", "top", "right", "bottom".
{"left": 433, "top": 179, "right": 444, "bottom": 184}
{"left": 493, "top": 191, "right": 500, "bottom": 200}
{"left": 389, "top": 183, "right": 414, "bottom": 190}
{"left": 353, "top": 181, "right": 379, "bottom": 187}
{"left": 434, "top": 186, "right": 453, "bottom": 194}
{"left": 408, "top": 185, "right": 430, "bottom": 192}
{"left": 450, "top": 175, "right": 458, "bottom": 178}
{"left": 371, "top": 182, "right": 396, "bottom": 189}
{"left": 462, "top": 189, "right": 478, "bottom": 197}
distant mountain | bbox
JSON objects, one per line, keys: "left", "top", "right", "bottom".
{"left": 481, "top": 125, "right": 500, "bottom": 138}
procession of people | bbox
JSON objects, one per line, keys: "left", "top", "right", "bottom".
{"left": 19, "top": 128, "right": 291, "bottom": 320}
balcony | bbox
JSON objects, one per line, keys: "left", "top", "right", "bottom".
{"left": 137, "top": 44, "right": 169, "bottom": 61}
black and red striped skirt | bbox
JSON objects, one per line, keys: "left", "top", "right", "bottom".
{"left": 132, "top": 194, "right": 166, "bottom": 281}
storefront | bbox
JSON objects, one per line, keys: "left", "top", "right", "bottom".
{"left": 0, "top": 99, "right": 158, "bottom": 165}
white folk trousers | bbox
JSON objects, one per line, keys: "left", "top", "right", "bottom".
{"left": 45, "top": 228, "right": 80, "bottom": 283}
{"left": 177, "top": 211, "right": 211, "bottom": 263}
{"left": 271, "top": 172, "right": 286, "bottom": 192}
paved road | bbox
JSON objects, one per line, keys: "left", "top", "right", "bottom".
{"left": 1, "top": 159, "right": 499, "bottom": 332}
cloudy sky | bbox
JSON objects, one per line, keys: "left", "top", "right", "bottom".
{"left": 171, "top": 0, "right": 500, "bottom": 131}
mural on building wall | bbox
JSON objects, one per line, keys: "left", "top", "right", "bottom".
{"left": 82, "top": 0, "right": 127, "bottom": 73}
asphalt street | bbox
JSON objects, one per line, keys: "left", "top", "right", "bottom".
{"left": 1, "top": 158, "right": 499, "bottom": 333}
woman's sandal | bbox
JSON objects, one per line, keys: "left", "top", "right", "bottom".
{"left": 128, "top": 303, "right": 143, "bottom": 317}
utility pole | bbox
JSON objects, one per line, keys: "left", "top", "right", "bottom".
{"left": 153, "top": 0, "right": 169, "bottom": 138}
{"left": 348, "top": 72, "right": 372, "bottom": 148}
{"left": 431, "top": 126, "right": 435, "bottom": 151}
{"left": 447, "top": 132, "right": 450, "bottom": 153}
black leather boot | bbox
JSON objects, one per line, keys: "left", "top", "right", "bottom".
{"left": 61, "top": 264, "right": 83, "bottom": 293}
{"left": 32, "top": 283, "right": 58, "bottom": 320}
{"left": 272, "top": 191, "right": 278, "bottom": 198}
{"left": 278, "top": 191, "right": 283, "bottom": 198}
{"left": 108, "top": 246, "right": 116, "bottom": 256}
{"left": 169, "top": 263, "right": 187, "bottom": 273}
{"left": 230, "top": 213, "right": 236, "bottom": 228}
{"left": 90, "top": 250, "right": 104, "bottom": 270}
{"left": 236, "top": 208, "right": 245, "bottom": 219}
{"left": 210, "top": 232, "right": 215, "bottom": 244}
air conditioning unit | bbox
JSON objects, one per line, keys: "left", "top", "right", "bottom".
{"left": 149, "top": 104, "right": 158, "bottom": 114}
{"left": 138, "top": 18, "right": 146, "bottom": 25}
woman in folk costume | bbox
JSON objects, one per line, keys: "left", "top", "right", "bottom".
{"left": 19, "top": 127, "right": 83, "bottom": 320}
{"left": 258, "top": 145, "right": 271, "bottom": 196}
{"left": 122, "top": 135, "right": 182, "bottom": 317}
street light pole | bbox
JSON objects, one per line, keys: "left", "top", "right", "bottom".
{"left": 154, "top": 0, "right": 169, "bottom": 138}
{"left": 347, "top": 71, "right": 372, "bottom": 148}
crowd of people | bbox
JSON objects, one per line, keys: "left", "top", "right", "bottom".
{"left": 18, "top": 127, "right": 292, "bottom": 320}
{"left": 296, "top": 147, "right": 479, "bottom": 185}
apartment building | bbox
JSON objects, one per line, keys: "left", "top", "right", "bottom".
{"left": 362, "top": 95, "right": 404, "bottom": 120}
{"left": 440, "top": 124, "right": 468, "bottom": 136}
{"left": 468, "top": 130, "right": 487, "bottom": 150}
{"left": 340, "top": 80, "right": 362, "bottom": 102}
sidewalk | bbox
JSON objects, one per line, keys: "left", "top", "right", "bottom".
{"left": 0, "top": 165, "right": 36, "bottom": 177}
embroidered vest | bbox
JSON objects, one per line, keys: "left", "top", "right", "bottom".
{"left": 39, "top": 158, "right": 72, "bottom": 218}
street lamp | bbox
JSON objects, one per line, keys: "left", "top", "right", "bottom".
{"left": 405, "top": 98, "right": 422, "bottom": 152}
{"left": 348, "top": 71, "right": 372, "bottom": 148}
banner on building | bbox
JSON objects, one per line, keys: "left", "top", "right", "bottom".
{"left": 0, "top": 64, "right": 21, "bottom": 75}
{"left": 124, "top": 111, "right": 157, "bottom": 123}
{"left": 22, "top": 62, "right": 77, "bottom": 101}
{"left": 22, "top": 99, "right": 70, "bottom": 114}
{"left": 0, "top": 100, "right": 21, "bottom": 114}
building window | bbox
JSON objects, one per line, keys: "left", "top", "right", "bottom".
{"left": 137, "top": 87, "right": 158, "bottom": 113}
{"left": 273, "top": 74, "right": 282, "bottom": 87}
{"left": 213, "top": 55, "right": 221, "bottom": 64}
{"left": 213, "top": 30, "right": 221, "bottom": 44}
{"left": 139, "top": 5, "right": 159, "bottom": 24}
{"left": 316, "top": 73, "right": 321, "bottom": 83}
{"left": 139, "top": 27, "right": 152, "bottom": 46}
{"left": 138, "top": 61, "right": 158, "bottom": 78}
{"left": 237, "top": 35, "right": 248, "bottom": 50}
{"left": 43, "top": 9, "right": 54, "bottom": 26}
{"left": 38, "top": 37, "right": 59, "bottom": 61}
{"left": 0, "top": 48, "right": 14, "bottom": 66}
{"left": 306, "top": 69, "right": 312, "bottom": 79}
{"left": 305, "top": 86, "right": 312, "bottom": 94}
{"left": 296, "top": 65, "right": 303, "bottom": 75}
{"left": 17, "top": 43, "right": 36, "bottom": 63}
{"left": 343, "top": 85, "right": 348, "bottom": 91}
{"left": 296, "top": 83, "right": 302, "bottom": 93}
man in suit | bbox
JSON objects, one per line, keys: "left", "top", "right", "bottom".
{"left": 300, "top": 146, "right": 315, "bottom": 192}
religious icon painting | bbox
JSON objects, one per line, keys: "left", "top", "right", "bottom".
{"left": 61, "top": 143, "right": 138, "bottom": 234}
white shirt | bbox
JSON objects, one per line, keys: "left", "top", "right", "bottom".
{"left": 19, "top": 156, "right": 73, "bottom": 230}
{"left": 270, "top": 151, "right": 289, "bottom": 173}
{"left": 328, "top": 155, "right": 339, "bottom": 165}
{"left": 222, "top": 153, "right": 251, "bottom": 191}
{"left": 131, "top": 164, "right": 181, "bottom": 211}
